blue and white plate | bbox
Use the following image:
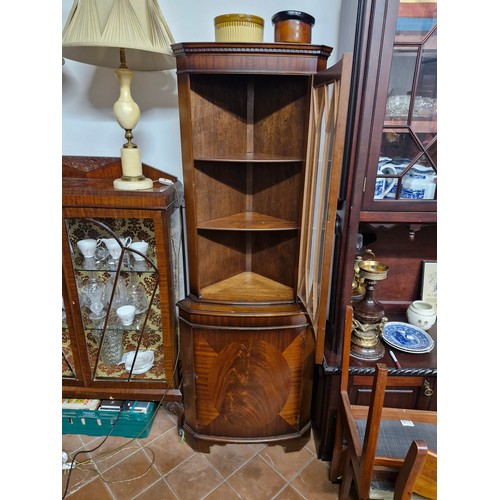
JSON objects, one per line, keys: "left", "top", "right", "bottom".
{"left": 382, "top": 322, "right": 435, "bottom": 353}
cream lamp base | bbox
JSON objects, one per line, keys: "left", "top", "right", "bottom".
{"left": 113, "top": 147, "right": 153, "bottom": 190}
{"left": 113, "top": 177, "right": 153, "bottom": 190}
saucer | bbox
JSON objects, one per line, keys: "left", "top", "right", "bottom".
{"left": 120, "top": 350, "right": 154, "bottom": 374}
{"left": 382, "top": 322, "right": 434, "bottom": 353}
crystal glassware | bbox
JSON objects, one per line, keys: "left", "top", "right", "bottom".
{"left": 86, "top": 282, "right": 106, "bottom": 320}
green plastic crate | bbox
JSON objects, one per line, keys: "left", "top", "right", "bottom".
{"left": 62, "top": 403, "right": 157, "bottom": 438}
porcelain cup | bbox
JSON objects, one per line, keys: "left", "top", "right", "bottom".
{"left": 374, "top": 164, "right": 397, "bottom": 200}
{"left": 77, "top": 239, "right": 101, "bottom": 258}
{"left": 119, "top": 236, "right": 132, "bottom": 247}
{"left": 129, "top": 240, "right": 149, "bottom": 261}
{"left": 116, "top": 305, "right": 136, "bottom": 326}
{"left": 406, "top": 300, "right": 436, "bottom": 330}
{"left": 102, "top": 238, "right": 122, "bottom": 260}
{"left": 384, "top": 162, "right": 408, "bottom": 199}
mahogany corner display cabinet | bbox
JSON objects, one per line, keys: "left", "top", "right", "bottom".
{"left": 172, "top": 42, "right": 353, "bottom": 452}
{"left": 311, "top": 0, "right": 438, "bottom": 460}
{"left": 62, "top": 157, "right": 184, "bottom": 416}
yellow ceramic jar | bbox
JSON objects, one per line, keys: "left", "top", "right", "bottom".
{"left": 214, "top": 14, "right": 264, "bottom": 42}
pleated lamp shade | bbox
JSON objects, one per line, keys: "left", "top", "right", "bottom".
{"left": 62, "top": 0, "right": 176, "bottom": 71}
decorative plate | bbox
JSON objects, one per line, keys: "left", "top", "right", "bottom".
{"left": 382, "top": 322, "right": 434, "bottom": 353}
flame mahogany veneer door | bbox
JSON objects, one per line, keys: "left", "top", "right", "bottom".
{"left": 178, "top": 299, "right": 315, "bottom": 452}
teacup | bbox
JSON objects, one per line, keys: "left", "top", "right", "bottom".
{"left": 374, "top": 164, "right": 397, "bottom": 200}
{"left": 119, "top": 236, "right": 132, "bottom": 247}
{"left": 116, "top": 305, "right": 136, "bottom": 326}
{"left": 128, "top": 240, "right": 149, "bottom": 261}
{"left": 102, "top": 238, "right": 122, "bottom": 260}
{"left": 77, "top": 239, "right": 101, "bottom": 258}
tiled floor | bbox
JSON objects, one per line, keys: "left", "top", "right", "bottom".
{"left": 62, "top": 404, "right": 343, "bottom": 499}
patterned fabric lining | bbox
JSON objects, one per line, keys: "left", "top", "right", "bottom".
{"left": 355, "top": 418, "right": 437, "bottom": 457}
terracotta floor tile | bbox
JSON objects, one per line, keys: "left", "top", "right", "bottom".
{"left": 139, "top": 405, "right": 178, "bottom": 445}
{"left": 145, "top": 427, "right": 195, "bottom": 475}
{"left": 249, "top": 442, "right": 267, "bottom": 454}
{"left": 203, "top": 482, "right": 242, "bottom": 500}
{"left": 62, "top": 433, "right": 84, "bottom": 454}
{"left": 305, "top": 434, "right": 318, "bottom": 456}
{"left": 62, "top": 462, "right": 104, "bottom": 499}
{"left": 205, "top": 443, "right": 257, "bottom": 478}
{"left": 166, "top": 453, "right": 224, "bottom": 500}
{"left": 63, "top": 424, "right": 345, "bottom": 500}
{"left": 273, "top": 485, "right": 307, "bottom": 499}
{"left": 290, "top": 459, "right": 339, "bottom": 499}
{"left": 259, "top": 443, "right": 315, "bottom": 481}
{"left": 78, "top": 433, "right": 102, "bottom": 446}
{"left": 132, "top": 477, "right": 178, "bottom": 499}
{"left": 227, "top": 455, "right": 287, "bottom": 500}
{"left": 102, "top": 447, "right": 162, "bottom": 498}
{"left": 87, "top": 436, "right": 144, "bottom": 473}
{"left": 63, "top": 476, "right": 114, "bottom": 499}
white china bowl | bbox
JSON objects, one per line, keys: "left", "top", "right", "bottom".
{"left": 406, "top": 300, "right": 436, "bottom": 331}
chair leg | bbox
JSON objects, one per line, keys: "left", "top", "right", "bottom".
{"left": 330, "top": 411, "right": 344, "bottom": 482}
{"left": 393, "top": 440, "right": 428, "bottom": 500}
{"left": 339, "top": 458, "right": 353, "bottom": 500}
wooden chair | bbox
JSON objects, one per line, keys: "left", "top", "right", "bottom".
{"left": 330, "top": 305, "right": 437, "bottom": 499}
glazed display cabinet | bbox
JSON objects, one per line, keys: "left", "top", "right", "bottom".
{"left": 62, "top": 157, "right": 184, "bottom": 406}
{"left": 172, "top": 43, "right": 352, "bottom": 452}
{"left": 311, "top": 0, "right": 438, "bottom": 460}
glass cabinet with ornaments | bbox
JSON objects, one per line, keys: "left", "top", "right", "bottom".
{"left": 363, "top": 0, "right": 437, "bottom": 210}
{"left": 311, "top": 0, "right": 438, "bottom": 460}
{"left": 62, "top": 157, "right": 184, "bottom": 406}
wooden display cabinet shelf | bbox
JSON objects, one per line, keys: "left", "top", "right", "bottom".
{"left": 194, "top": 161, "right": 302, "bottom": 230}
{"left": 384, "top": 120, "right": 437, "bottom": 134}
{"left": 324, "top": 319, "right": 437, "bottom": 376}
{"left": 198, "top": 212, "right": 298, "bottom": 231}
{"left": 359, "top": 211, "right": 437, "bottom": 223}
{"left": 194, "top": 154, "right": 303, "bottom": 162}
{"left": 196, "top": 229, "right": 298, "bottom": 300}
{"left": 200, "top": 271, "right": 295, "bottom": 303}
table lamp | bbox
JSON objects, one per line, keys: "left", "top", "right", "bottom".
{"left": 62, "top": 0, "right": 176, "bottom": 190}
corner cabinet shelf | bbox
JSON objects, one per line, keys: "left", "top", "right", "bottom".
{"left": 62, "top": 157, "right": 184, "bottom": 412}
{"left": 173, "top": 43, "right": 351, "bottom": 452}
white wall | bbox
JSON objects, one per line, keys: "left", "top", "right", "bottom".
{"left": 62, "top": 0, "right": 342, "bottom": 180}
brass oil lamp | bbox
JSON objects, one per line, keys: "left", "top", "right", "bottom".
{"left": 351, "top": 260, "right": 389, "bottom": 360}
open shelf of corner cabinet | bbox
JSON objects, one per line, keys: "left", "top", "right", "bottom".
{"left": 174, "top": 44, "right": 333, "bottom": 305}
{"left": 173, "top": 42, "right": 350, "bottom": 452}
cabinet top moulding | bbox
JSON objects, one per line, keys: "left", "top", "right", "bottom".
{"left": 62, "top": 156, "right": 180, "bottom": 210}
{"left": 63, "top": 178, "right": 179, "bottom": 211}
{"left": 172, "top": 42, "right": 332, "bottom": 74}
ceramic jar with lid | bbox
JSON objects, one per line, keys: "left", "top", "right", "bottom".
{"left": 401, "top": 164, "right": 436, "bottom": 200}
{"left": 406, "top": 300, "right": 436, "bottom": 330}
{"left": 272, "top": 11, "right": 315, "bottom": 43}
{"left": 214, "top": 14, "right": 264, "bottom": 42}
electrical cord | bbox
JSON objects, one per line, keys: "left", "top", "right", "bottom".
{"left": 62, "top": 409, "right": 122, "bottom": 499}
{"left": 62, "top": 349, "right": 181, "bottom": 498}
{"left": 63, "top": 180, "right": 185, "bottom": 497}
